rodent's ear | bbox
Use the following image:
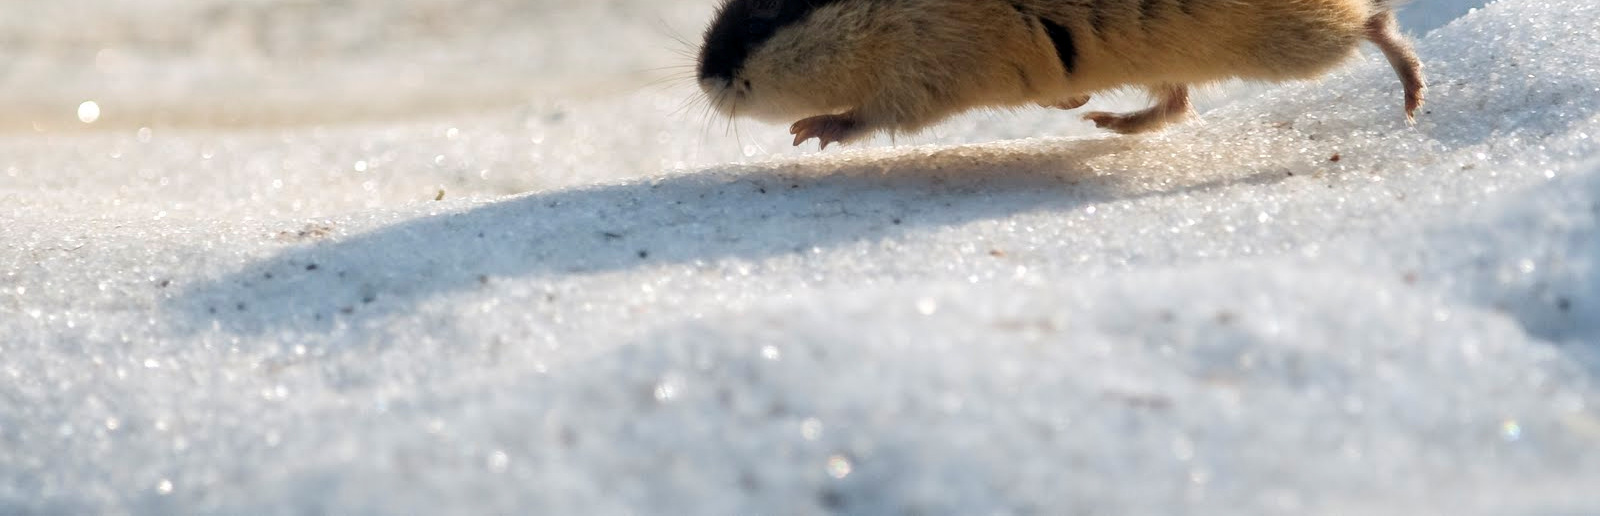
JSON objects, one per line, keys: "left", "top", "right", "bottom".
{"left": 749, "top": 0, "right": 782, "bottom": 18}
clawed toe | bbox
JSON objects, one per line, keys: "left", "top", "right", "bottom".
{"left": 790, "top": 113, "right": 860, "bottom": 150}
{"left": 1083, "top": 111, "right": 1122, "bottom": 131}
{"left": 1404, "top": 89, "right": 1426, "bottom": 125}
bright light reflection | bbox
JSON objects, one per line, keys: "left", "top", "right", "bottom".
{"left": 826, "top": 455, "right": 852, "bottom": 479}
{"left": 77, "top": 101, "right": 101, "bottom": 124}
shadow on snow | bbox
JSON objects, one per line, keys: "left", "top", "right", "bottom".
{"left": 169, "top": 137, "right": 1276, "bottom": 337}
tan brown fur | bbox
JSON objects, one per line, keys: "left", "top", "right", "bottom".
{"left": 702, "top": 0, "right": 1427, "bottom": 149}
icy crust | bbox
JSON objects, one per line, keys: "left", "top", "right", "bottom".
{"left": 532, "top": 270, "right": 1591, "bottom": 516}
{"left": 1393, "top": 158, "right": 1600, "bottom": 345}
{"left": 4, "top": 0, "right": 1600, "bottom": 514}
{"left": 177, "top": 269, "right": 1600, "bottom": 516}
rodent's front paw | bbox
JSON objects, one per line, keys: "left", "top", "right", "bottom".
{"left": 789, "top": 113, "right": 860, "bottom": 150}
{"left": 1083, "top": 111, "right": 1129, "bottom": 132}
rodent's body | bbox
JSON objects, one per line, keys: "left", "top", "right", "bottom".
{"left": 697, "top": 0, "right": 1425, "bottom": 148}
{"left": 1039, "top": 0, "right": 1367, "bottom": 85}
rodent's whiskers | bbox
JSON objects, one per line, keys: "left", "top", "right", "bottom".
{"left": 723, "top": 101, "right": 739, "bottom": 138}
{"left": 655, "top": 16, "right": 699, "bottom": 57}
{"left": 643, "top": 62, "right": 694, "bottom": 72}
{"left": 725, "top": 101, "right": 747, "bottom": 152}
{"left": 642, "top": 64, "right": 697, "bottom": 75}
{"left": 640, "top": 67, "right": 699, "bottom": 95}
{"left": 651, "top": 13, "right": 704, "bottom": 66}
{"left": 639, "top": 14, "right": 703, "bottom": 96}
{"left": 680, "top": 95, "right": 718, "bottom": 153}
{"left": 696, "top": 89, "right": 724, "bottom": 144}
{"left": 729, "top": 114, "right": 746, "bottom": 153}
{"left": 667, "top": 46, "right": 700, "bottom": 63}
{"left": 669, "top": 92, "right": 708, "bottom": 119}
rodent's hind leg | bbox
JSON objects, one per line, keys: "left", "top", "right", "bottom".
{"left": 790, "top": 111, "right": 864, "bottom": 150}
{"left": 1040, "top": 95, "right": 1092, "bottom": 110}
{"left": 1083, "top": 85, "right": 1192, "bottom": 135}
{"left": 1365, "top": 10, "right": 1427, "bottom": 123}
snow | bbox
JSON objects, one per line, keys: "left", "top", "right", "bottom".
{"left": 3, "top": 0, "right": 1599, "bottom": 514}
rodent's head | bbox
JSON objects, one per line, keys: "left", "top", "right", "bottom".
{"left": 696, "top": 0, "right": 873, "bottom": 123}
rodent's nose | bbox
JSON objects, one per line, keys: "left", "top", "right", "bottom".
{"left": 696, "top": 37, "right": 744, "bottom": 86}
{"left": 696, "top": 60, "right": 736, "bottom": 87}
{"left": 698, "top": 77, "right": 733, "bottom": 99}
{"left": 699, "top": 73, "right": 733, "bottom": 91}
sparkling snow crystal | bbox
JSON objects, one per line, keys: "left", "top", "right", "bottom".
{"left": 3, "top": 0, "right": 1599, "bottom": 514}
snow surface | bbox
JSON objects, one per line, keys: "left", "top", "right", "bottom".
{"left": 4, "top": 0, "right": 1600, "bottom": 514}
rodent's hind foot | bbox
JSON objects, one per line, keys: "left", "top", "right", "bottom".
{"left": 1041, "top": 95, "right": 1092, "bottom": 111}
{"left": 790, "top": 112, "right": 861, "bottom": 150}
{"left": 1083, "top": 85, "right": 1191, "bottom": 135}
{"left": 1404, "top": 88, "right": 1426, "bottom": 125}
{"left": 1083, "top": 109, "right": 1188, "bottom": 135}
{"left": 1365, "top": 10, "right": 1427, "bottom": 124}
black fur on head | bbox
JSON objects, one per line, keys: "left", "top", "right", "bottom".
{"left": 697, "top": 0, "right": 847, "bottom": 84}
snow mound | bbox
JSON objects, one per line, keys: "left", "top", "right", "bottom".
{"left": 4, "top": 0, "right": 1600, "bottom": 514}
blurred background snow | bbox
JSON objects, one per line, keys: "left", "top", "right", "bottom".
{"left": 4, "top": 0, "right": 1600, "bottom": 514}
